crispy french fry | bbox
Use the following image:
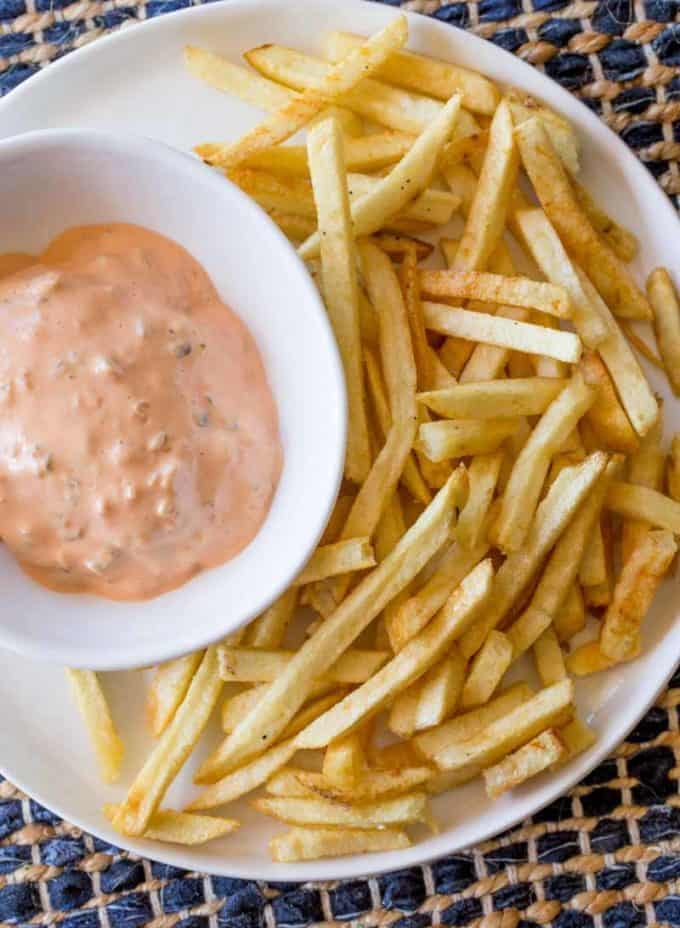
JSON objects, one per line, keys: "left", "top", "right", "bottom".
{"left": 299, "top": 94, "right": 462, "bottom": 258}
{"left": 454, "top": 100, "right": 519, "bottom": 271}
{"left": 516, "top": 118, "right": 652, "bottom": 321}
{"left": 246, "top": 132, "right": 414, "bottom": 177}
{"left": 600, "top": 529, "right": 677, "bottom": 662}
{"left": 247, "top": 588, "right": 299, "bottom": 648}
{"left": 323, "top": 30, "right": 499, "bottom": 114}
{"left": 104, "top": 804, "right": 239, "bottom": 845}
{"left": 558, "top": 717, "right": 597, "bottom": 760}
{"left": 199, "top": 18, "right": 408, "bottom": 169}
{"left": 295, "top": 538, "right": 376, "bottom": 585}
{"left": 197, "top": 473, "right": 463, "bottom": 779}
{"left": 295, "top": 560, "right": 494, "bottom": 749}
{"left": 506, "top": 91, "right": 580, "bottom": 175}
{"left": 506, "top": 457, "right": 619, "bottom": 656}
{"left": 420, "top": 270, "right": 571, "bottom": 319}
{"left": 401, "top": 246, "right": 434, "bottom": 393}
{"left": 218, "top": 646, "right": 388, "bottom": 684}
{"left": 185, "top": 45, "right": 295, "bottom": 112}
{"left": 574, "top": 268, "right": 658, "bottom": 437}
{"left": 483, "top": 729, "right": 565, "bottom": 799}
{"left": 553, "top": 584, "right": 586, "bottom": 643}
{"left": 571, "top": 179, "right": 638, "bottom": 263}
{"left": 147, "top": 653, "right": 203, "bottom": 738}
{"left": 376, "top": 232, "right": 434, "bottom": 261}
{"left": 423, "top": 302, "right": 582, "bottom": 364}
{"left": 270, "top": 827, "right": 410, "bottom": 862}
{"left": 113, "top": 646, "right": 222, "bottom": 836}
{"left": 459, "top": 451, "right": 608, "bottom": 658}
{"left": 413, "top": 650, "right": 467, "bottom": 730}
{"left": 533, "top": 628, "right": 567, "bottom": 686}
{"left": 456, "top": 452, "right": 503, "bottom": 550}
{"left": 245, "top": 43, "right": 444, "bottom": 134}
{"left": 579, "top": 351, "right": 639, "bottom": 454}
{"left": 412, "top": 682, "right": 534, "bottom": 759}
{"left": 648, "top": 267, "right": 680, "bottom": 395}
{"left": 606, "top": 481, "right": 680, "bottom": 534}
{"left": 567, "top": 640, "right": 614, "bottom": 676}
{"left": 308, "top": 117, "right": 371, "bottom": 482}
{"left": 255, "top": 792, "right": 430, "bottom": 828}
{"left": 419, "top": 378, "right": 566, "bottom": 420}
{"left": 493, "top": 373, "right": 594, "bottom": 552}
{"left": 347, "top": 174, "right": 459, "bottom": 225}
{"left": 388, "top": 683, "right": 420, "bottom": 738}
{"left": 459, "top": 306, "right": 530, "bottom": 383}
{"left": 323, "top": 732, "right": 366, "bottom": 788}
{"left": 442, "top": 161, "right": 478, "bottom": 218}
{"left": 388, "top": 538, "right": 491, "bottom": 650}
{"left": 66, "top": 669, "right": 123, "bottom": 784}
{"left": 668, "top": 434, "right": 680, "bottom": 501}
{"left": 417, "top": 418, "right": 519, "bottom": 462}
{"left": 284, "top": 766, "right": 433, "bottom": 802}
{"left": 514, "top": 208, "right": 608, "bottom": 348}
{"left": 621, "top": 416, "right": 664, "bottom": 563}
{"left": 460, "top": 630, "right": 512, "bottom": 709}
{"left": 434, "top": 679, "right": 574, "bottom": 772}
{"left": 269, "top": 210, "right": 316, "bottom": 242}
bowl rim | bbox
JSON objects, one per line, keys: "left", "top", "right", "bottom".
{"left": 0, "top": 126, "right": 347, "bottom": 670}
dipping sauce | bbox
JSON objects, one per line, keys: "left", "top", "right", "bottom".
{"left": 0, "top": 224, "right": 282, "bottom": 600}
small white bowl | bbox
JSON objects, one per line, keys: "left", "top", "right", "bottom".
{"left": 0, "top": 128, "right": 346, "bottom": 669}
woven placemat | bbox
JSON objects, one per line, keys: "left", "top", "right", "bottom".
{"left": 1, "top": 0, "right": 680, "bottom": 924}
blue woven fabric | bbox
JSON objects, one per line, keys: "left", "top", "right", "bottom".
{"left": 1, "top": 0, "right": 680, "bottom": 923}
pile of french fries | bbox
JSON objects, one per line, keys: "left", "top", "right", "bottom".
{"left": 67, "top": 14, "right": 680, "bottom": 863}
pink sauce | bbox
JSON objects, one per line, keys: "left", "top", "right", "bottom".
{"left": 0, "top": 223, "right": 282, "bottom": 600}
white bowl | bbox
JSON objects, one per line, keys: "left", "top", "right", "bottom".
{"left": 0, "top": 128, "right": 346, "bottom": 670}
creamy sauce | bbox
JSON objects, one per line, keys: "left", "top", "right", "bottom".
{"left": 0, "top": 224, "right": 282, "bottom": 600}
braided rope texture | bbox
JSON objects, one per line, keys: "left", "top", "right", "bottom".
{"left": 0, "top": 0, "right": 680, "bottom": 923}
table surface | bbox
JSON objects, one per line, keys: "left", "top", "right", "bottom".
{"left": 1, "top": 0, "right": 680, "bottom": 924}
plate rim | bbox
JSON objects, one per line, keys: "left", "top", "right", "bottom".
{"left": 0, "top": 0, "right": 679, "bottom": 883}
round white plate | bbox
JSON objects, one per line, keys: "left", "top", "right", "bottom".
{"left": 0, "top": 0, "right": 679, "bottom": 883}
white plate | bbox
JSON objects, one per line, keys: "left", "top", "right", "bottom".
{"left": 0, "top": 0, "right": 679, "bottom": 883}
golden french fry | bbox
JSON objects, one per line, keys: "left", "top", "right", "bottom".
{"left": 460, "top": 451, "right": 608, "bottom": 658}
{"left": 533, "top": 628, "right": 567, "bottom": 686}
{"left": 308, "top": 117, "right": 371, "bottom": 482}
{"left": 571, "top": 180, "right": 638, "bottom": 263}
{"left": 200, "top": 18, "right": 408, "bottom": 169}
{"left": 413, "top": 650, "right": 466, "bottom": 730}
{"left": 401, "top": 246, "right": 434, "bottom": 393}
{"left": 104, "top": 804, "right": 239, "bottom": 845}
{"left": 185, "top": 45, "right": 294, "bottom": 112}
{"left": 388, "top": 538, "right": 491, "bottom": 650}
{"left": 460, "top": 630, "right": 512, "bottom": 709}
{"left": 323, "top": 732, "right": 367, "bottom": 788}
{"left": 600, "top": 529, "right": 677, "bottom": 662}
{"left": 113, "top": 646, "right": 222, "bottom": 836}
{"left": 514, "top": 208, "right": 608, "bottom": 348}
{"left": 493, "top": 373, "right": 594, "bottom": 552}
{"left": 621, "top": 416, "right": 664, "bottom": 563}
{"left": 388, "top": 683, "right": 420, "bottom": 738}
{"left": 346, "top": 174, "right": 459, "bottom": 225}
{"left": 506, "top": 457, "right": 619, "bottom": 657}
{"left": 245, "top": 132, "right": 414, "bottom": 177}
{"left": 506, "top": 92, "right": 580, "bottom": 176}
{"left": 247, "top": 588, "right": 299, "bottom": 648}
{"left": 255, "top": 792, "right": 430, "bottom": 828}
{"left": 648, "top": 267, "right": 680, "bottom": 395}
{"left": 299, "top": 94, "right": 462, "bottom": 258}
{"left": 579, "top": 351, "right": 639, "bottom": 454}
{"left": 423, "top": 302, "right": 582, "bottom": 364}
{"left": 286, "top": 766, "right": 434, "bottom": 802}
{"left": 419, "top": 378, "right": 566, "bottom": 420}
{"left": 218, "top": 646, "right": 388, "bottom": 684}
{"left": 454, "top": 99, "right": 519, "bottom": 271}
{"left": 323, "top": 30, "right": 499, "bottom": 114}
{"left": 442, "top": 161, "right": 478, "bottom": 218}
{"left": 420, "top": 270, "right": 571, "bottom": 319}
{"left": 412, "top": 682, "right": 534, "bottom": 759}
{"left": 375, "top": 232, "right": 434, "bottom": 261}
{"left": 269, "top": 211, "right": 316, "bottom": 243}
{"left": 270, "top": 827, "right": 410, "bottom": 862}
{"left": 295, "top": 560, "right": 494, "bottom": 749}
{"left": 458, "top": 306, "right": 530, "bottom": 383}
{"left": 295, "top": 538, "right": 376, "bottom": 585}
{"left": 434, "top": 679, "right": 574, "bottom": 772}
{"left": 456, "top": 452, "right": 503, "bottom": 551}
{"left": 515, "top": 118, "right": 652, "bottom": 321}
{"left": 198, "top": 473, "right": 463, "bottom": 779}
{"left": 147, "top": 653, "right": 203, "bottom": 738}
{"left": 66, "top": 669, "right": 123, "bottom": 784}
{"left": 483, "top": 729, "right": 565, "bottom": 799}
{"left": 668, "top": 434, "right": 680, "bottom": 501}
{"left": 606, "top": 481, "right": 680, "bottom": 534}
{"left": 553, "top": 584, "right": 586, "bottom": 643}
{"left": 417, "top": 418, "right": 519, "bottom": 463}
{"left": 558, "top": 717, "right": 597, "bottom": 761}
{"left": 566, "top": 639, "right": 614, "bottom": 676}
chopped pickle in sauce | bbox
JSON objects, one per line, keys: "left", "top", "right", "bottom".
{"left": 0, "top": 223, "right": 282, "bottom": 600}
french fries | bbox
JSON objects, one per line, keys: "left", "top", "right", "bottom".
{"left": 648, "top": 268, "right": 680, "bottom": 395}
{"left": 66, "top": 670, "right": 123, "bottom": 784}
{"left": 85, "top": 16, "right": 679, "bottom": 863}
